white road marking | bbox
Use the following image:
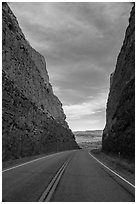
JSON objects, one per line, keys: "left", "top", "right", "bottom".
{"left": 2, "top": 150, "right": 75, "bottom": 173}
{"left": 88, "top": 151, "right": 135, "bottom": 188}
{"left": 38, "top": 159, "right": 70, "bottom": 202}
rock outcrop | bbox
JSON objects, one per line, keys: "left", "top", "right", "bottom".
{"left": 2, "top": 3, "right": 78, "bottom": 161}
{"left": 102, "top": 5, "right": 135, "bottom": 159}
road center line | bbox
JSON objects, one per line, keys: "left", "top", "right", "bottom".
{"left": 38, "top": 159, "right": 70, "bottom": 202}
{"left": 88, "top": 151, "right": 135, "bottom": 188}
{"left": 2, "top": 150, "right": 74, "bottom": 173}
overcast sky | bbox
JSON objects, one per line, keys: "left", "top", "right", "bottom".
{"left": 9, "top": 2, "right": 132, "bottom": 131}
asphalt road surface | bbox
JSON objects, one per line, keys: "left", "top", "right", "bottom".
{"left": 2, "top": 149, "right": 135, "bottom": 202}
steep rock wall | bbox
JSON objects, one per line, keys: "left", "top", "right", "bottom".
{"left": 102, "top": 5, "right": 135, "bottom": 159}
{"left": 2, "top": 3, "right": 78, "bottom": 161}
{"left": 2, "top": 2, "right": 67, "bottom": 127}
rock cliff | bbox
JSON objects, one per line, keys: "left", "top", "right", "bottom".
{"left": 2, "top": 3, "right": 78, "bottom": 161}
{"left": 102, "top": 5, "right": 135, "bottom": 159}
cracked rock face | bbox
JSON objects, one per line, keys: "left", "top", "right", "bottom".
{"left": 2, "top": 2, "right": 67, "bottom": 127}
{"left": 2, "top": 3, "right": 78, "bottom": 161}
{"left": 102, "top": 5, "right": 135, "bottom": 159}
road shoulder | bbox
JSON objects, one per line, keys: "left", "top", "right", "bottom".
{"left": 90, "top": 149, "right": 135, "bottom": 185}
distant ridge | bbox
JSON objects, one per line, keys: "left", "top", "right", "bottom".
{"left": 73, "top": 130, "right": 102, "bottom": 137}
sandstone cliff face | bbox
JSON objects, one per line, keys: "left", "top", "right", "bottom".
{"left": 2, "top": 3, "right": 78, "bottom": 161}
{"left": 102, "top": 5, "right": 135, "bottom": 159}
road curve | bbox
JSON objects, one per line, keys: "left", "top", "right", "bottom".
{"left": 2, "top": 149, "right": 135, "bottom": 202}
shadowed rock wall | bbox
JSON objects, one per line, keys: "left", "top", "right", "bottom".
{"left": 2, "top": 2, "right": 67, "bottom": 127}
{"left": 102, "top": 5, "right": 135, "bottom": 159}
{"left": 2, "top": 3, "right": 78, "bottom": 161}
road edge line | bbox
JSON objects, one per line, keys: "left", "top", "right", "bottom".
{"left": 88, "top": 151, "right": 135, "bottom": 188}
{"left": 2, "top": 150, "right": 75, "bottom": 173}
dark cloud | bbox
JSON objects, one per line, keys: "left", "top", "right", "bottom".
{"left": 10, "top": 2, "right": 132, "bottom": 130}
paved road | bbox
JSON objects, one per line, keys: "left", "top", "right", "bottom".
{"left": 2, "top": 149, "right": 135, "bottom": 202}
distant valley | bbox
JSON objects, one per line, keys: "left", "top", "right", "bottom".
{"left": 73, "top": 130, "right": 102, "bottom": 150}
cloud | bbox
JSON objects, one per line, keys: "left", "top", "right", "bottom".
{"left": 9, "top": 2, "right": 132, "bottom": 130}
{"left": 63, "top": 92, "right": 108, "bottom": 120}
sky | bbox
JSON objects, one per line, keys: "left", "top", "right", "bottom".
{"left": 9, "top": 2, "right": 132, "bottom": 131}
